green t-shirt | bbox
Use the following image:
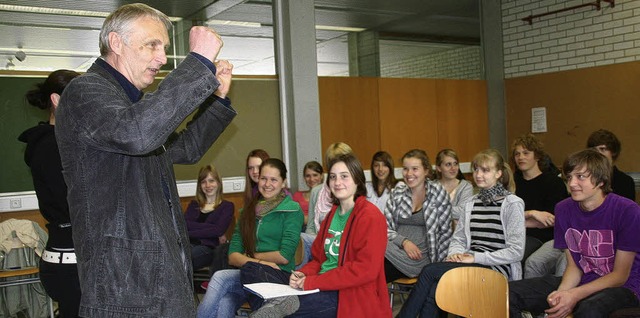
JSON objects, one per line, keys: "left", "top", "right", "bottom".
{"left": 319, "top": 206, "right": 353, "bottom": 274}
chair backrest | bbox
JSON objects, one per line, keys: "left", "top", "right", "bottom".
{"left": 435, "top": 266, "right": 508, "bottom": 318}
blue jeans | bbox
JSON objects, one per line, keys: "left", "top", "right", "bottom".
{"left": 524, "top": 240, "right": 566, "bottom": 278}
{"left": 397, "top": 262, "right": 487, "bottom": 318}
{"left": 196, "top": 269, "right": 245, "bottom": 318}
{"left": 191, "top": 244, "right": 214, "bottom": 271}
{"left": 509, "top": 275, "right": 640, "bottom": 318}
{"left": 297, "top": 233, "right": 316, "bottom": 270}
{"left": 240, "top": 262, "right": 338, "bottom": 317}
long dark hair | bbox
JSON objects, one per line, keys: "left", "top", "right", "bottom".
{"left": 370, "top": 151, "right": 398, "bottom": 196}
{"left": 328, "top": 154, "right": 367, "bottom": 205}
{"left": 26, "top": 70, "right": 80, "bottom": 110}
{"left": 239, "top": 158, "right": 287, "bottom": 256}
{"left": 243, "top": 149, "right": 270, "bottom": 207}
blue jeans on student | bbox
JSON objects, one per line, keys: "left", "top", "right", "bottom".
{"left": 509, "top": 275, "right": 640, "bottom": 318}
{"left": 397, "top": 262, "right": 487, "bottom": 318}
{"left": 297, "top": 233, "right": 316, "bottom": 270}
{"left": 196, "top": 269, "right": 245, "bottom": 318}
{"left": 191, "top": 244, "right": 214, "bottom": 271}
{"left": 240, "top": 262, "right": 338, "bottom": 317}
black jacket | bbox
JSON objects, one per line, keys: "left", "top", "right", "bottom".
{"left": 18, "top": 122, "right": 73, "bottom": 248}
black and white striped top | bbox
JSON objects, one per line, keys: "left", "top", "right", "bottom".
{"left": 469, "top": 197, "right": 510, "bottom": 278}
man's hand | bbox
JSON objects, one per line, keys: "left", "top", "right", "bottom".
{"left": 545, "top": 290, "right": 578, "bottom": 318}
{"left": 189, "top": 26, "right": 223, "bottom": 62}
{"left": 214, "top": 60, "right": 233, "bottom": 98}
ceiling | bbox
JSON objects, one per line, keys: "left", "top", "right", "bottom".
{"left": 0, "top": 0, "right": 480, "bottom": 76}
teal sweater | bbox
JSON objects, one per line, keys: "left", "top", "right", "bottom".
{"left": 229, "top": 195, "right": 303, "bottom": 272}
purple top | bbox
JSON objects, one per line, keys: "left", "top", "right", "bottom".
{"left": 554, "top": 193, "right": 640, "bottom": 298}
{"left": 184, "top": 199, "right": 234, "bottom": 248}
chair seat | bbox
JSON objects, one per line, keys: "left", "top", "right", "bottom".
{"left": 388, "top": 277, "right": 418, "bottom": 308}
{"left": 0, "top": 267, "right": 39, "bottom": 279}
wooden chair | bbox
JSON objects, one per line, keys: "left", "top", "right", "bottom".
{"left": 0, "top": 267, "right": 55, "bottom": 317}
{"left": 388, "top": 277, "right": 417, "bottom": 308}
{"left": 435, "top": 266, "right": 508, "bottom": 318}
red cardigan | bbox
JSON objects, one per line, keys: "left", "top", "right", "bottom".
{"left": 300, "top": 196, "right": 391, "bottom": 318}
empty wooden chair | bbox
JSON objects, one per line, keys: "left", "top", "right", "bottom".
{"left": 435, "top": 266, "right": 508, "bottom": 318}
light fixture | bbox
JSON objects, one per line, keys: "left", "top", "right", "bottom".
{"left": 0, "top": 4, "right": 182, "bottom": 22}
{"left": 6, "top": 58, "right": 15, "bottom": 70}
{"left": 316, "top": 25, "right": 366, "bottom": 32}
{"left": 207, "top": 19, "right": 262, "bottom": 28}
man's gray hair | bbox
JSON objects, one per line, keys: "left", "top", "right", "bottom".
{"left": 99, "top": 3, "right": 172, "bottom": 57}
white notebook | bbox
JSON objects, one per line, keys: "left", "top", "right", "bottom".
{"left": 243, "top": 282, "right": 320, "bottom": 299}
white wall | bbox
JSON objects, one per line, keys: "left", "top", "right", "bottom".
{"left": 381, "top": 46, "right": 482, "bottom": 79}
{"left": 502, "top": 0, "right": 640, "bottom": 78}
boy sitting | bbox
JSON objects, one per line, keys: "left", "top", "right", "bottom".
{"left": 509, "top": 149, "right": 640, "bottom": 318}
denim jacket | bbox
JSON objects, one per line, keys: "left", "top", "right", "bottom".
{"left": 55, "top": 55, "right": 236, "bottom": 317}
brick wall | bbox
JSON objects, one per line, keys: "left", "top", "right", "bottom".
{"left": 502, "top": 0, "right": 640, "bottom": 78}
{"left": 380, "top": 46, "right": 482, "bottom": 79}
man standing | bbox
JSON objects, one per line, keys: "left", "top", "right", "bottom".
{"left": 509, "top": 149, "right": 640, "bottom": 317}
{"left": 55, "top": 3, "right": 236, "bottom": 317}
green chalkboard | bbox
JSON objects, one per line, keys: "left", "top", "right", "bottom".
{"left": 0, "top": 74, "right": 282, "bottom": 193}
{"left": 172, "top": 78, "right": 283, "bottom": 181}
{"left": 0, "top": 76, "right": 51, "bottom": 193}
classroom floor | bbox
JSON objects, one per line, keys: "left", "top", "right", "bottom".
{"left": 193, "top": 290, "right": 406, "bottom": 317}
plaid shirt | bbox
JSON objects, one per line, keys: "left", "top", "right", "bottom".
{"left": 384, "top": 180, "right": 452, "bottom": 263}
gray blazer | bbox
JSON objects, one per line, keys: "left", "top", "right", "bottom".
{"left": 56, "top": 55, "right": 236, "bottom": 317}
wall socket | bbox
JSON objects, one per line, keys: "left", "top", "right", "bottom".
{"left": 10, "top": 198, "right": 22, "bottom": 209}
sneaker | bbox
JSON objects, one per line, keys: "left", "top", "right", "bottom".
{"left": 201, "top": 281, "right": 209, "bottom": 290}
{"left": 250, "top": 296, "right": 300, "bottom": 318}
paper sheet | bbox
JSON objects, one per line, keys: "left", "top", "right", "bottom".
{"left": 243, "top": 282, "right": 320, "bottom": 299}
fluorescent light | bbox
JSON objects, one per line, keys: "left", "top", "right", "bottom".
{"left": 206, "top": 20, "right": 365, "bottom": 33}
{"left": 208, "top": 19, "right": 261, "bottom": 28}
{"left": 316, "top": 25, "right": 365, "bottom": 32}
{"left": 0, "top": 4, "right": 182, "bottom": 22}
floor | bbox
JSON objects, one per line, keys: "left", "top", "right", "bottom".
{"left": 193, "top": 289, "right": 407, "bottom": 317}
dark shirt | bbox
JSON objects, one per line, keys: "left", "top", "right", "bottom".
{"left": 515, "top": 171, "right": 569, "bottom": 242}
{"left": 18, "top": 122, "right": 74, "bottom": 248}
{"left": 612, "top": 166, "right": 636, "bottom": 201}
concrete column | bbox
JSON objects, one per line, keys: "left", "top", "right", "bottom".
{"left": 480, "top": 0, "right": 507, "bottom": 156}
{"left": 273, "top": 0, "right": 322, "bottom": 191}
{"left": 348, "top": 31, "right": 381, "bottom": 77}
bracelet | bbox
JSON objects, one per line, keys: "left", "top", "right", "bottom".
{"left": 400, "top": 239, "right": 408, "bottom": 249}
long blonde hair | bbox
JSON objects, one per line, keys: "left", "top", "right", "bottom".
{"left": 195, "top": 165, "right": 223, "bottom": 208}
{"left": 472, "top": 149, "right": 515, "bottom": 192}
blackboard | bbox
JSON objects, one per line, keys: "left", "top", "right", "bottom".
{"left": 0, "top": 73, "right": 282, "bottom": 193}
{"left": 0, "top": 76, "right": 50, "bottom": 193}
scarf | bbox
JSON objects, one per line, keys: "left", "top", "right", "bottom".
{"left": 255, "top": 190, "right": 287, "bottom": 218}
{"left": 477, "top": 183, "right": 511, "bottom": 206}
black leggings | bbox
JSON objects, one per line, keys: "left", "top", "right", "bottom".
{"left": 384, "top": 258, "right": 408, "bottom": 283}
{"left": 39, "top": 258, "right": 81, "bottom": 317}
